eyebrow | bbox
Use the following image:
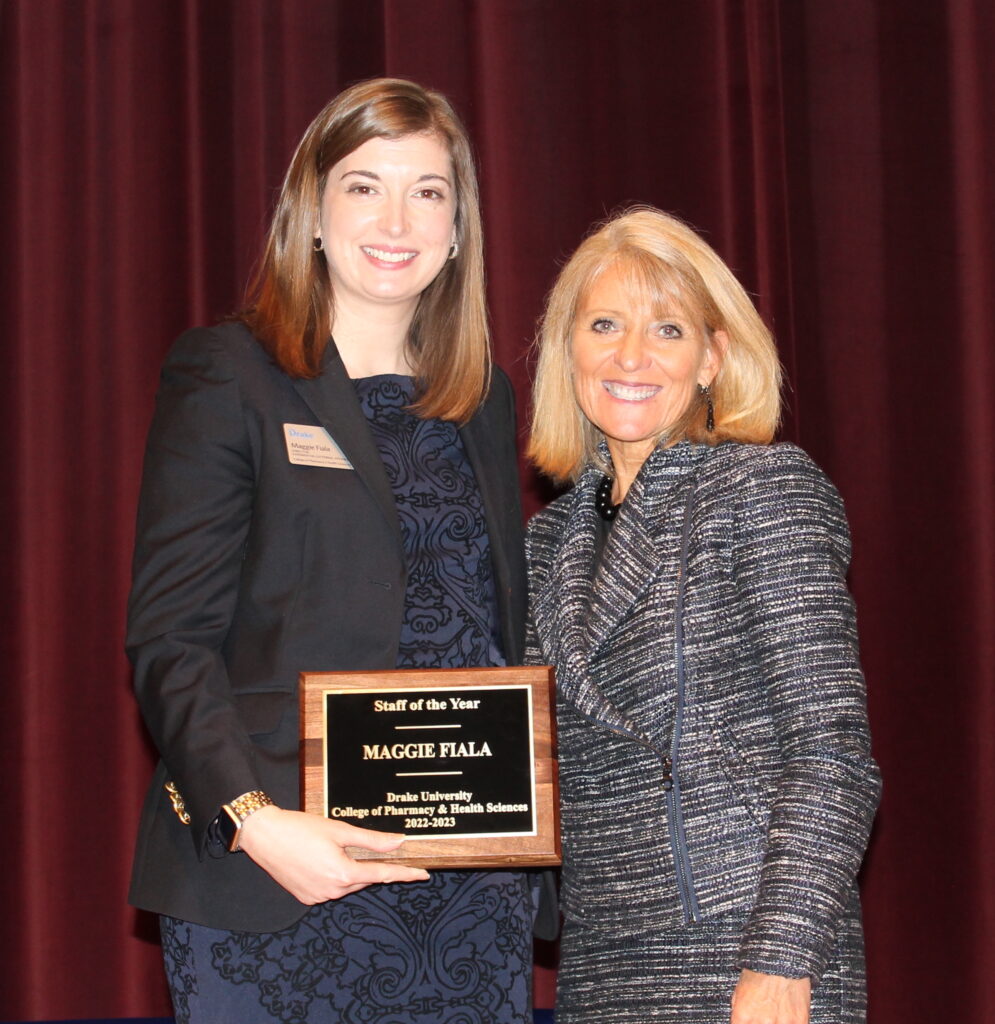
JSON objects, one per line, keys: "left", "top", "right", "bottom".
{"left": 581, "top": 305, "right": 690, "bottom": 321}
{"left": 339, "top": 169, "right": 453, "bottom": 186}
{"left": 582, "top": 306, "right": 687, "bottom": 318}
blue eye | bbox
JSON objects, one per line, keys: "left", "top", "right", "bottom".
{"left": 655, "top": 322, "right": 683, "bottom": 339}
{"left": 591, "top": 318, "right": 617, "bottom": 334}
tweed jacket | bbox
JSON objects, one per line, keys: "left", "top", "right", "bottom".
{"left": 525, "top": 440, "right": 881, "bottom": 983}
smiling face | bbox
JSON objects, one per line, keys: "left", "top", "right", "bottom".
{"left": 315, "top": 133, "right": 457, "bottom": 323}
{"left": 571, "top": 260, "right": 724, "bottom": 488}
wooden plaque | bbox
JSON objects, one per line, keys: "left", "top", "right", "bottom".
{"left": 300, "top": 665, "right": 559, "bottom": 868}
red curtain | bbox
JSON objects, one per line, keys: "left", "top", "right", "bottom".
{"left": 2, "top": 1, "right": 993, "bottom": 1021}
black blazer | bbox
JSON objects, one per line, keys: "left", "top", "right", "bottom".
{"left": 126, "top": 322, "right": 527, "bottom": 932}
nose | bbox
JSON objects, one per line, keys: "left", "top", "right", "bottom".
{"left": 614, "top": 329, "right": 650, "bottom": 371}
{"left": 379, "top": 193, "right": 409, "bottom": 238}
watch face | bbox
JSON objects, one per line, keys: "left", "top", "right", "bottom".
{"left": 219, "top": 806, "right": 239, "bottom": 849}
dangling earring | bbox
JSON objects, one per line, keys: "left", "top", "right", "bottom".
{"left": 313, "top": 237, "right": 323, "bottom": 252}
{"left": 698, "top": 383, "right": 715, "bottom": 432}
{"left": 448, "top": 241, "right": 459, "bottom": 260}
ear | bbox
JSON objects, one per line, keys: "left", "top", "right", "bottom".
{"left": 699, "top": 329, "right": 729, "bottom": 386}
{"left": 313, "top": 206, "right": 323, "bottom": 247}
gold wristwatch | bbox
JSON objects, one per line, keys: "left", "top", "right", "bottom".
{"left": 219, "top": 790, "right": 274, "bottom": 852}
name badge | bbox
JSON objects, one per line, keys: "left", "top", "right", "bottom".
{"left": 283, "top": 424, "right": 353, "bottom": 469}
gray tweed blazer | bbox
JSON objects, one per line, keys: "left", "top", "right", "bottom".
{"left": 526, "top": 440, "right": 881, "bottom": 983}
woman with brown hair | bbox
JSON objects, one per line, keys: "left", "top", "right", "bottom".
{"left": 526, "top": 207, "right": 879, "bottom": 1023}
{"left": 127, "top": 78, "right": 533, "bottom": 1023}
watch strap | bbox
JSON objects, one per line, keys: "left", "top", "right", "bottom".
{"left": 221, "top": 790, "right": 274, "bottom": 852}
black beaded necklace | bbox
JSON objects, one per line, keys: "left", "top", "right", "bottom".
{"left": 595, "top": 475, "right": 621, "bottom": 521}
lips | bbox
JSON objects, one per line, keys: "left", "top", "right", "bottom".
{"left": 362, "top": 245, "right": 417, "bottom": 264}
{"left": 602, "top": 381, "right": 662, "bottom": 401}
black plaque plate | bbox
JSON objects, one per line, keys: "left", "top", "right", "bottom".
{"left": 324, "top": 685, "right": 534, "bottom": 838}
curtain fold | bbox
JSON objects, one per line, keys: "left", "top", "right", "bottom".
{"left": 2, "top": 2, "right": 992, "bottom": 1020}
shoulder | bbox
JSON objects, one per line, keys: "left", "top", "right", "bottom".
{"left": 461, "top": 364, "right": 520, "bottom": 468}
{"left": 528, "top": 477, "right": 582, "bottom": 533}
{"left": 697, "top": 443, "right": 851, "bottom": 562}
{"left": 699, "top": 442, "right": 843, "bottom": 510}
{"left": 149, "top": 323, "right": 293, "bottom": 457}
{"left": 525, "top": 483, "right": 581, "bottom": 565}
{"left": 459, "top": 365, "right": 515, "bottom": 439}
{"left": 162, "top": 321, "right": 273, "bottom": 377}
{"left": 490, "top": 363, "right": 514, "bottom": 399}
{"left": 474, "top": 364, "right": 516, "bottom": 426}
{"left": 699, "top": 440, "right": 826, "bottom": 479}
{"left": 157, "top": 323, "right": 302, "bottom": 425}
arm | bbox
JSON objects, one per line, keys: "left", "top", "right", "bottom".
{"left": 731, "top": 447, "right": 880, "bottom": 984}
{"left": 524, "top": 526, "right": 543, "bottom": 667}
{"left": 127, "top": 328, "right": 261, "bottom": 838}
{"left": 524, "top": 519, "right": 563, "bottom": 942}
{"left": 127, "top": 329, "right": 426, "bottom": 897}
{"left": 524, "top": 515, "right": 560, "bottom": 668}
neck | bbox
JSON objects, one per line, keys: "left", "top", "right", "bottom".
{"left": 331, "top": 297, "right": 417, "bottom": 377}
{"left": 606, "top": 438, "right": 657, "bottom": 503}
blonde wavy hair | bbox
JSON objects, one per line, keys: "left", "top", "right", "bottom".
{"left": 528, "top": 206, "right": 782, "bottom": 482}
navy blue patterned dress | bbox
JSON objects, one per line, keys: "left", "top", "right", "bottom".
{"left": 160, "top": 376, "right": 533, "bottom": 1024}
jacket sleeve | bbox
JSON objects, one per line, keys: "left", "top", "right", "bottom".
{"left": 732, "top": 446, "right": 881, "bottom": 983}
{"left": 524, "top": 517, "right": 564, "bottom": 943}
{"left": 126, "top": 328, "right": 264, "bottom": 853}
{"left": 524, "top": 513, "right": 562, "bottom": 667}
{"left": 524, "top": 610, "right": 544, "bottom": 669}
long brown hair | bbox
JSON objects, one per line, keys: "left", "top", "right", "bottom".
{"left": 243, "top": 78, "right": 489, "bottom": 423}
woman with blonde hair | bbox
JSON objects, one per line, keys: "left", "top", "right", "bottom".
{"left": 526, "top": 206, "right": 879, "bottom": 1023}
{"left": 128, "top": 78, "right": 534, "bottom": 1023}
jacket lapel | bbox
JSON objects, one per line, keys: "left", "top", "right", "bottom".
{"left": 585, "top": 458, "right": 696, "bottom": 653}
{"left": 537, "top": 476, "right": 597, "bottom": 670}
{"left": 533, "top": 475, "right": 651, "bottom": 741}
{"left": 534, "top": 443, "right": 705, "bottom": 741}
{"left": 585, "top": 481, "right": 664, "bottom": 653}
{"left": 290, "top": 341, "right": 404, "bottom": 555}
